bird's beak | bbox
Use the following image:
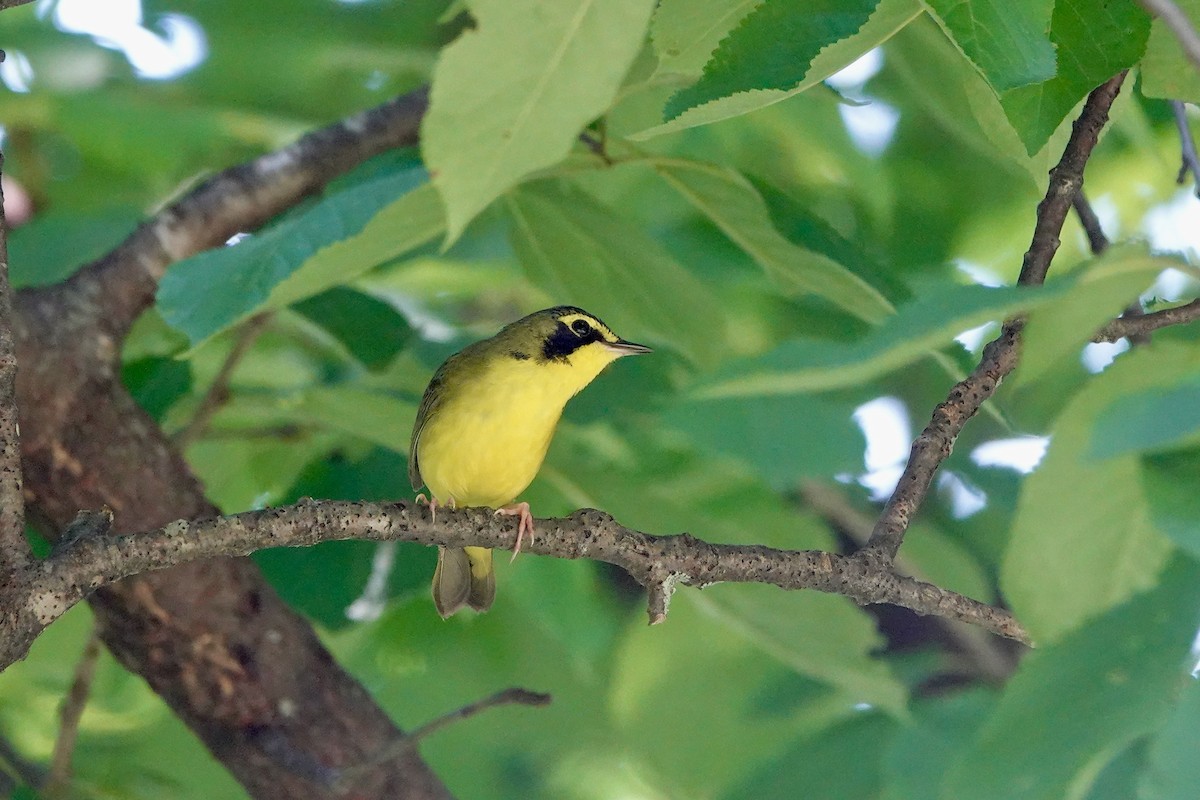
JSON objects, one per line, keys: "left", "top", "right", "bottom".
{"left": 603, "top": 339, "right": 653, "bottom": 357}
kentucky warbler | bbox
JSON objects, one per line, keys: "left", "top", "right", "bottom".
{"left": 409, "top": 306, "right": 651, "bottom": 618}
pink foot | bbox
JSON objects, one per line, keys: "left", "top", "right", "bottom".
{"left": 495, "top": 502, "right": 534, "bottom": 561}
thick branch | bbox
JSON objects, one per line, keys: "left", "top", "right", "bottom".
{"left": 863, "top": 72, "right": 1127, "bottom": 563}
{"left": 0, "top": 152, "right": 29, "bottom": 586}
{"left": 11, "top": 89, "right": 447, "bottom": 798}
{"left": 69, "top": 88, "right": 428, "bottom": 343}
{"left": 0, "top": 499, "right": 1031, "bottom": 670}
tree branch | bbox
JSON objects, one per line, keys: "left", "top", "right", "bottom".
{"left": 1137, "top": 0, "right": 1200, "bottom": 75}
{"left": 10, "top": 87, "right": 449, "bottom": 799}
{"left": 1172, "top": 100, "right": 1200, "bottom": 196}
{"left": 67, "top": 87, "right": 428, "bottom": 344}
{"left": 0, "top": 498, "right": 1032, "bottom": 671}
{"left": 1095, "top": 297, "right": 1200, "bottom": 341}
{"left": 172, "top": 312, "right": 273, "bottom": 450}
{"left": 43, "top": 626, "right": 101, "bottom": 799}
{"left": 799, "top": 481, "right": 1020, "bottom": 681}
{"left": 861, "top": 72, "right": 1127, "bottom": 564}
{"left": 0, "top": 152, "right": 31, "bottom": 589}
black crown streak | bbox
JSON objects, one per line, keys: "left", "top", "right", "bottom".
{"left": 542, "top": 321, "right": 602, "bottom": 362}
{"left": 510, "top": 350, "right": 530, "bottom": 361}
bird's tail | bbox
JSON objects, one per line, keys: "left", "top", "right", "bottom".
{"left": 432, "top": 546, "right": 495, "bottom": 618}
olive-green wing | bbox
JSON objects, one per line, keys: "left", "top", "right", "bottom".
{"left": 408, "top": 369, "right": 445, "bottom": 491}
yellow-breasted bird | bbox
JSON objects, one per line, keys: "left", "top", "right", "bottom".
{"left": 409, "top": 306, "right": 652, "bottom": 618}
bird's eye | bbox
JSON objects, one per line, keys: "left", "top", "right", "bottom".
{"left": 571, "top": 319, "right": 591, "bottom": 336}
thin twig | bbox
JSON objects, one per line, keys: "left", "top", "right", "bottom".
{"left": 43, "top": 625, "right": 102, "bottom": 798}
{"left": 0, "top": 497, "right": 1032, "bottom": 673}
{"left": 411, "top": 688, "right": 551, "bottom": 741}
{"left": 799, "top": 481, "right": 1020, "bottom": 682}
{"left": 1137, "top": 0, "right": 1200, "bottom": 75}
{"left": 1074, "top": 191, "right": 1150, "bottom": 344}
{"left": 1072, "top": 191, "right": 1110, "bottom": 255}
{"left": 173, "top": 312, "right": 273, "bottom": 449}
{"left": 1172, "top": 100, "right": 1200, "bottom": 196}
{"left": 335, "top": 688, "right": 551, "bottom": 791}
{"left": 861, "top": 73, "right": 1128, "bottom": 565}
{"left": 1095, "top": 297, "right": 1200, "bottom": 341}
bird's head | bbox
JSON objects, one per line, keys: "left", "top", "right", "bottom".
{"left": 495, "top": 306, "right": 652, "bottom": 387}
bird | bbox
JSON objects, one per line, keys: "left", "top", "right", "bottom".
{"left": 409, "top": 306, "right": 652, "bottom": 618}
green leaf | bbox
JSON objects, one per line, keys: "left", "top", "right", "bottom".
{"left": 292, "top": 287, "right": 415, "bottom": 371}
{"left": 1142, "top": 450, "right": 1200, "bottom": 559}
{"left": 665, "top": 393, "right": 866, "bottom": 488}
{"left": 421, "top": 0, "right": 655, "bottom": 241}
{"left": 924, "top": 0, "right": 1055, "bottom": 92}
{"left": 882, "top": 689, "right": 996, "bottom": 800}
{"left": 1002, "top": 343, "right": 1190, "bottom": 644}
{"left": 609, "top": 592, "right": 875, "bottom": 796}
{"left": 158, "top": 168, "right": 441, "bottom": 347}
{"left": 1141, "top": 0, "right": 1200, "bottom": 103}
{"left": 664, "top": 0, "right": 880, "bottom": 120}
{"left": 1016, "top": 247, "right": 1168, "bottom": 388}
{"left": 265, "top": 182, "right": 445, "bottom": 309}
{"left": 1139, "top": 677, "right": 1200, "bottom": 799}
{"left": 694, "top": 588, "right": 908, "bottom": 716}
{"left": 900, "top": 522, "right": 994, "bottom": 603}
{"left": 945, "top": 557, "right": 1200, "bottom": 800}
{"left": 122, "top": 357, "right": 193, "bottom": 422}
{"left": 505, "top": 180, "right": 726, "bottom": 365}
{"left": 649, "top": 0, "right": 762, "bottom": 79}
{"left": 7, "top": 208, "right": 141, "bottom": 288}
{"left": 255, "top": 448, "right": 434, "bottom": 628}
{"left": 1091, "top": 375, "right": 1200, "bottom": 459}
{"left": 652, "top": 159, "right": 893, "bottom": 323}
{"left": 729, "top": 711, "right": 896, "bottom": 799}
{"left": 693, "top": 283, "right": 1061, "bottom": 399}
{"left": 630, "top": 0, "right": 922, "bottom": 139}
{"left": 1000, "top": 0, "right": 1151, "bottom": 154}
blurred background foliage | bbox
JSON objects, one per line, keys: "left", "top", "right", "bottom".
{"left": 2, "top": 0, "right": 1200, "bottom": 797}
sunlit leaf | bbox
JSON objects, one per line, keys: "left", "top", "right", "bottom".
{"left": 629, "top": 0, "right": 921, "bottom": 139}
{"left": 999, "top": 0, "right": 1150, "bottom": 154}
{"left": 1140, "top": 0, "right": 1200, "bottom": 103}
{"left": 664, "top": 0, "right": 880, "bottom": 120}
{"left": 422, "top": 0, "right": 655, "bottom": 240}
{"left": 649, "top": 0, "right": 762, "bottom": 79}
{"left": 923, "top": 0, "right": 1055, "bottom": 92}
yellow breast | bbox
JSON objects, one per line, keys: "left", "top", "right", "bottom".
{"left": 416, "top": 358, "right": 582, "bottom": 509}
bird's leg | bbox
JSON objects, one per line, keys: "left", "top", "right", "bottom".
{"left": 495, "top": 502, "right": 534, "bottom": 562}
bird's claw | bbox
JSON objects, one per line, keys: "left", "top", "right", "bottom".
{"left": 415, "top": 494, "right": 454, "bottom": 524}
{"left": 495, "top": 502, "right": 534, "bottom": 562}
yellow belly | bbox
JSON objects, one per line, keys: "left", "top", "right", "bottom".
{"left": 416, "top": 360, "right": 573, "bottom": 508}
